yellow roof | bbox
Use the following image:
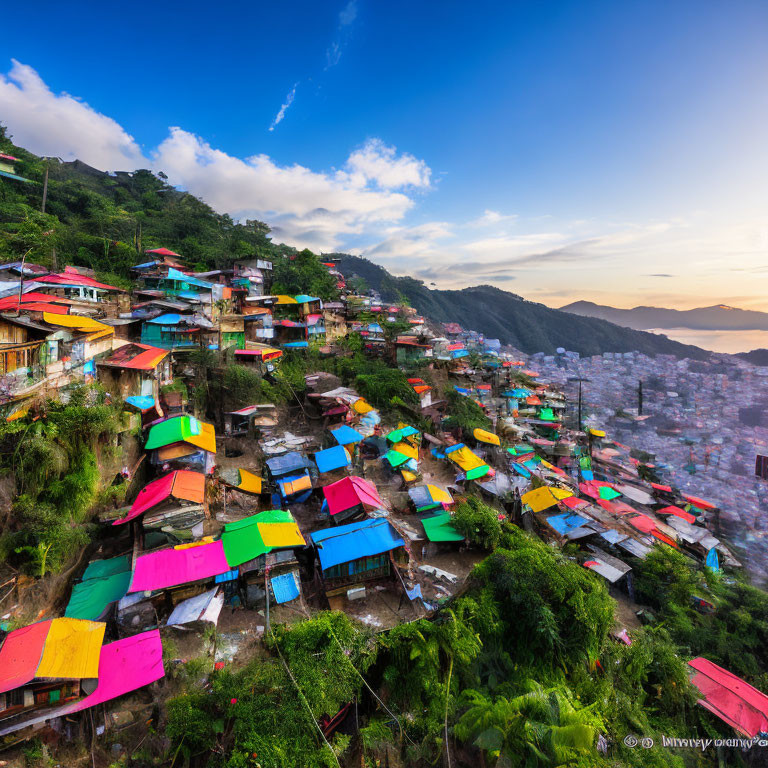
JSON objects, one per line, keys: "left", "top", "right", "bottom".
{"left": 393, "top": 441, "right": 419, "bottom": 460}
{"left": 521, "top": 486, "right": 573, "bottom": 513}
{"left": 36, "top": 618, "right": 105, "bottom": 680}
{"left": 426, "top": 484, "right": 453, "bottom": 504}
{"left": 157, "top": 442, "right": 197, "bottom": 460}
{"left": 401, "top": 469, "right": 419, "bottom": 483}
{"left": 237, "top": 469, "right": 262, "bottom": 495}
{"left": 589, "top": 428, "right": 606, "bottom": 438}
{"left": 187, "top": 421, "right": 216, "bottom": 454}
{"left": 174, "top": 536, "right": 215, "bottom": 550}
{"left": 258, "top": 521, "right": 306, "bottom": 548}
{"left": 280, "top": 474, "right": 312, "bottom": 495}
{"left": 447, "top": 445, "right": 486, "bottom": 472}
{"left": 274, "top": 294, "right": 298, "bottom": 305}
{"left": 473, "top": 428, "right": 500, "bottom": 446}
{"left": 352, "top": 398, "right": 374, "bottom": 414}
{"left": 43, "top": 312, "right": 113, "bottom": 336}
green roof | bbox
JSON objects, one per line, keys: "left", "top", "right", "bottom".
{"left": 221, "top": 510, "right": 296, "bottom": 566}
{"left": 64, "top": 555, "right": 131, "bottom": 620}
{"left": 421, "top": 513, "right": 464, "bottom": 542}
{"left": 145, "top": 415, "right": 200, "bottom": 449}
{"left": 383, "top": 449, "right": 411, "bottom": 467}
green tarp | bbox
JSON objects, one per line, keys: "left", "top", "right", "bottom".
{"left": 466, "top": 465, "right": 491, "bottom": 480}
{"left": 598, "top": 486, "right": 622, "bottom": 500}
{"left": 386, "top": 426, "right": 419, "bottom": 443}
{"left": 383, "top": 449, "right": 411, "bottom": 468}
{"left": 64, "top": 555, "right": 132, "bottom": 620}
{"left": 145, "top": 415, "right": 201, "bottom": 450}
{"left": 421, "top": 513, "right": 464, "bottom": 542}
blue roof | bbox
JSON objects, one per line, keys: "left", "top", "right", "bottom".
{"left": 282, "top": 341, "right": 309, "bottom": 348}
{"left": 271, "top": 572, "right": 300, "bottom": 603}
{"left": 314, "top": 444, "right": 351, "bottom": 473}
{"left": 125, "top": 395, "right": 156, "bottom": 411}
{"left": 294, "top": 294, "right": 320, "bottom": 304}
{"left": 147, "top": 313, "right": 181, "bottom": 325}
{"left": 443, "top": 443, "right": 465, "bottom": 455}
{"left": 330, "top": 425, "right": 364, "bottom": 445}
{"left": 546, "top": 513, "right": 589, "bottom": 535}
{"left": 311, "top": 518, "right": 405, "bottom": 570}
{"left": 132, "top": 260, "right": 160, "bottom": 269}
{"left": 266, "top": 451, "right": 313, "bottom": 477}
{"left": 367, "top": 323, "right": 384, "bottom": 333}
{"left": 451, "top": 349, "right": 469, "bottom": 359}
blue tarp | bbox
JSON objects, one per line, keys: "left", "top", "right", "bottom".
{"left": 266, "top": 452, "right": 313, "bottom": 477}
{"left": 330, "top": 425, "right": 364, "bottom": 445}
{"left": 510, "top": 462, "right": 531, "bottom": 478}
{"left": 271, "top": 572, "right": 300, "bottom": 603}
{"left": 294, "top": 294, "right": 320, "bottom": 304}
{"left": 454, "top": 386, "right": 470, "bottom": 396}
{"left": 444, "top": 443, "right": 465, "bottom": 455}
{"left": 706, "top": 548, "right": 720, "bottom": 571}
{"left": 581, "top": 470, "right": 594, "bottom": 482}
{"left": 167, "top": 267, "right": 215, "bottom": 289}
{"left": 282, "top": 341, "right": 309, "bottom": 348}
{"left": 367, "top": 323, "right": 384, "bottom": 333}
{"left": 311, "top": 518, "right": 405, "bottom": 570}
{"left": 314, "top": 444, "right": 351, "bottom": 473}
{"left": 451, "top": 349, "right": 469, "bottom": 359}
{"left": 546, "top": 513, "right": 589, "bottom": 535}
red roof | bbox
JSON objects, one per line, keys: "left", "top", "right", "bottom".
{"left": 682, "top": 493, "right": 716, "bottom": 511}
{"left": 689, "top": 657, "right": 768, "bottom": 737}
{"left": 99, "top": 343, "right": 169, "bottom": 371}
{"left": 323, "top": 476, "right": 385, "bottom": 516}
{"left": 0, "top": 620, "right": 51, "bottom": 693}
{"left": 0, "top": 154, "right": 19, "bottom": 162}
{"left": 650, "top": 482, "right": 673, "bottom": 493}
{"left": 29, "top": 267, "right": 123, "bottom": 291}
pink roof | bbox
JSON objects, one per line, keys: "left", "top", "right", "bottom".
{"left": 689, "top": 657, "right": 768, "bottom": 737}
{"left": 146, "top": 247, "right": 181, "bottom": 257}
{"left": 129, "top": 540, "right": 229, "bottom": 592}
{"left": 323, "top": 476, "right": 385, "bottom": 516}
{"left": 61, "top": 630, "right": 164, "bottom": 713}
{"left": 0, "top": 154, "right": 19, "bottom": 162}
{"left": 0, "top": 620, "right": 50, "bottom": 694}
{"left": 560, "top": 497, "right": 589, "bottom": 510}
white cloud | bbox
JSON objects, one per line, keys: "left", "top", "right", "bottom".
{"left": 344, "top": 138, "right": 431, "bottom": 190}
{"left": 269, "top": 83, "right": 298, "bottom": 132}
{"left": 0, "top": 59, "right": 147, "bottom": 170}
{"left": 339, "top": 0, "right": 358, "bottom": 26}
{"left": 153, "top": 128, "right": 426, "bottom": 251}
{"left": 468, "top": 209, "right": 517, "bottom": 227}
{"left": 326, "top": 0, "right": 359, "bottom": 68}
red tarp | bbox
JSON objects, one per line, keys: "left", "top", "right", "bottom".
{"left": 650, "top": 482, "right": 673, "bottom": 493}
{"left": 323, "top": 476, "right": 385, "bottom": 516}
{"left": 597, "top": 499, "right": 637, "bottom": 516}
{"left": 129, "top": 540, "right": 229, "bottom": 592}
{"left": 0, "top": 620, "right": 50, "bottom": 694}
{"left": 560, "top": 496, "right": 589, "bottom": 510}
{"left": 657, "top": 505, "right": 696, "bottom": 524}
{"left": 682, "top": 494, "right": 717, "bottom": 511}
{"left": 689, "top": 657, "right": 768, "bottom": 737}
{"left": 627, "top": 514, "right": 657, "bottom": 533}
{"left": 145, "top": 247, "right": 181, "bottom": 257}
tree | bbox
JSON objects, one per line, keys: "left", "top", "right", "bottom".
{"left": 455, "top": 682, "right": 599, "bottom": 768}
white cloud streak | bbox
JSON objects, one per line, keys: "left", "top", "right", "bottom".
{"left": 269, "top": 83, "right": 298, "bottom": 132}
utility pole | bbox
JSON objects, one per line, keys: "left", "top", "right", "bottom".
{"left": 577, "top": 379, "right": 583, "bottom": 430}
{"left": 40, "top": 163, "right": 49, "bottom": 214}
{"left": 638, "top": 379, "right": 644, "bottom": 416}
{"left": 16, "top": 247, "right": 33, "bottom": 317}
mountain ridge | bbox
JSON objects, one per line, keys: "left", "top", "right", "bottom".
{"left": 337, "top": 255, "right": 709, "bottom": 359}
{"left": 561, "top": 300, "right": 768, "bottom": 331}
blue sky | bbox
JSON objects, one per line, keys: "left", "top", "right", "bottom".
{"left": 1, "top": 0, "right": 767, "bottom": 309}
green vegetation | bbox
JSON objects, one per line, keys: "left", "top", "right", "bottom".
{"left": 0, "top": 385, "right": 122, "bottom": 575}
{"left": 443, "top": 389, "right": 491, "bottom": 432}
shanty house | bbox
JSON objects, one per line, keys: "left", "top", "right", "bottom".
{"left": 97, "top": 342, "right": 170, "bottom": 401}
{"left": 310, "top": 518, "right": 407, "bottom": 598}
{"left": 140, "top": 313, "right": 215, "bottom": 350}
{"left": 0, "top": 618, "right": 105, "bottom": 729}
{"left": 322, "top": 475, "right": 386, "bottom": 523}
{"left": 265, "top": 452, "right": 314, "bottom": 504}
{"left": 145, "top": 414, "right": 217, "bottom": 474}
{"left": 112, "top": 469, "right": 207, "bottom": 539}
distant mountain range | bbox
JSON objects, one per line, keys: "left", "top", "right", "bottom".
{"left": 561, "top": 300, "right": 768, "bottom": 331}
{"left": 337, "top": 255, "right": 709, "bottom": 359}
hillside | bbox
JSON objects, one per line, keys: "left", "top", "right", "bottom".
{"left": 338, "top": 255, "right": 709, "bottom": 359}
{"left": 561, "top": 299, "right": 768, "bottom": 332}
{"left": 737, "top": 348, "right": 768, "bottom": 366}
